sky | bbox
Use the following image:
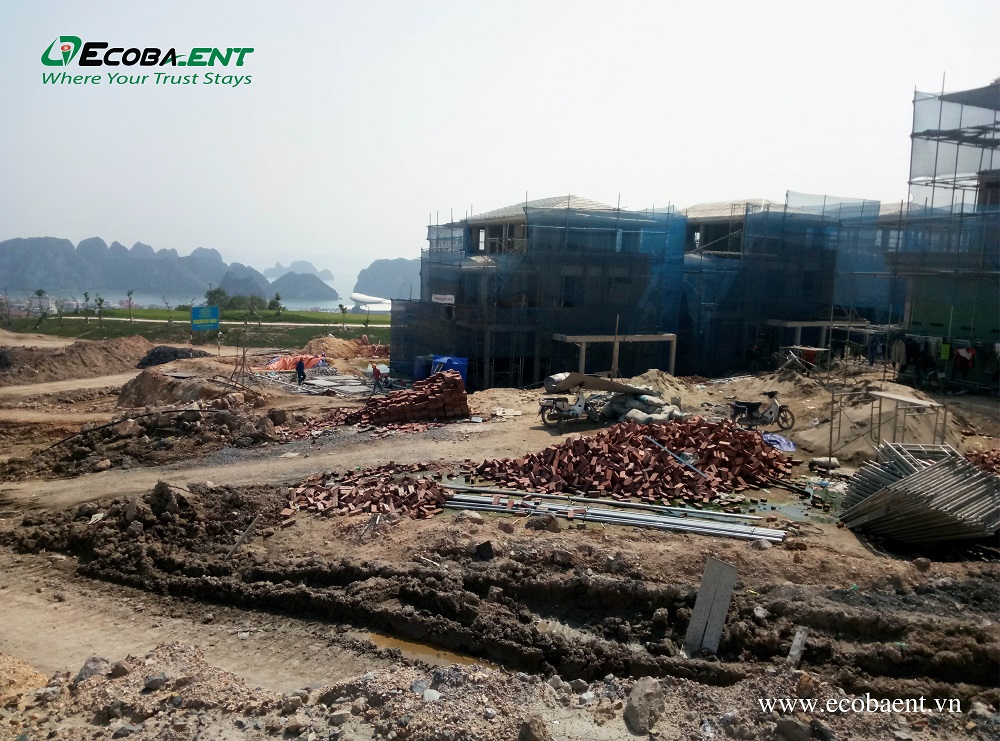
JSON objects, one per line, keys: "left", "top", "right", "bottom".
{"left": 1, "top": 0, "right": 997, "bottom": 297}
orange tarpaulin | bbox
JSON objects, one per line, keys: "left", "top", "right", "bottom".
{"left": 258, "top": 354, "right": 328, "bottom": 371}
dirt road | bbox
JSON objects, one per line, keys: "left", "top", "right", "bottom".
{"left": 0, "top": 329, "right": 78, "bottom": 349}
{"left": 0, "top": 548, "right": 380, "bottom": 694}
{"left": 0, "top": 372, "right": 138, "bottom": 399}
{"left": 0, "top": 419, "right": 559, "bottom": 513}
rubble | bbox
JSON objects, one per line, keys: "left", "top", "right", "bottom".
{"left": 0, "top": 394, "right": 279, "bottom": 481}
{"left": 967, "top": 447, "right": 1000, "bottom": 475}
{"left": 283, "top": 462, "right": 449, "bottom": 521}
{"left": 476, "top": 418, "right": 791, "bottom": 505}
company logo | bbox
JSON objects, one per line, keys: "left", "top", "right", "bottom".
{"left": 41, "top": 36, "right": 82, "bottom": 66}
{"left": 39, "top": 36, "right": 253, "bottom": 67}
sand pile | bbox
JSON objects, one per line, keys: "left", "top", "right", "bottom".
{"left": 302, "top": 336, "right": 361, "bottom": 358}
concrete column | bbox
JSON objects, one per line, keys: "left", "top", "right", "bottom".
{"left": 483, "top": 329, "right": 492, "bottom": 389}
{"left": 611, "top": 339, "right": 620, "bottom": 378}
{"left": 669, "top": 339, "right": 677, "bottom": 376}
{"left": 819, "top": 326, "right": 828, "bottom": 349}
{"left": 793, "top": 326, "right": 802, "bottom": 346}
{"left": 578, "top": 342, "right": 587, "bottom": 373}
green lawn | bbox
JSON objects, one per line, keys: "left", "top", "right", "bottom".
{"left": 95, "top": 307, "right": 391, "bottom": 325}
{"left": 4, "top": 317, "right": 390, "bottom": 350}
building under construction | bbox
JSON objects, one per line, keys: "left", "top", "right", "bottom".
{"left": 393, "top": 80, "right": 998, "bottom": 391}
{"left": 679, "top": 80, "right": 998, "bottom": 386}
{"left": 391, "top": 197, "right": 686, "bottom": 390}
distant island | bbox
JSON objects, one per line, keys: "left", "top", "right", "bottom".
{"left": 354, "top": 257, "right": 420, "bottom": 300}
{"left": 263, "top": 260, "right": 334, "bottom": 281}
{"left": 0, "top": 237, "right": 340, "bottom": 301}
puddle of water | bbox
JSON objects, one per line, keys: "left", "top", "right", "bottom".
{"left": 756, "top": 485, "right": 842, "bottom": 524}
{"left": 362, "top": 632, "right": 498, "bottom": 669}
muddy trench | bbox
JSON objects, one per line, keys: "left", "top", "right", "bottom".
{"left": 3, "top": 483, "right": 998, "bottom": 707}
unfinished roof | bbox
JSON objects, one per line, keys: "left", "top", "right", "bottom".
{"left": 468, "top": 195, "right": 614, "bottom": 223}
{"left": 938, "top": 81, "right": 1000, "bottom": 112}
{"left": 681, "top": 199, "right": 781, "bottom": 220}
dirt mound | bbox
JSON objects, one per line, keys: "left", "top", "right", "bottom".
{"left": 0, "top": 652, "right": 46, "bottom": 698}
{"left": 1, "top": 392, "right": 277, "bottom": 481}
{"left": 625, "top": 369, "right": 691, "bottom": 398}
{"left": 136, "top": 345, "right": 212, "bottom": 368}
{"left": 117, "top": 369, "right": 226, "bottom": 408}
{"left": 468, "top": 387, "right": 539, "bottom": 417}
{"left": 0, "top": 336, "right": 154, "bottom": 387}
{"left": 303, "top": 336, "right": 361, "bottom": 358}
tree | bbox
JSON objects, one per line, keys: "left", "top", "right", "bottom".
{"left": 95, "top": 295, "right": 105, "bottom": 328}
{"left": 126, "top": 289, "right": 134, "bottom": 323}
{"left": 205, "top": 286, "right": 229, "bottom": 317}
{"left": 0, "top": 289, "right": 11, "bottom": 326}
{"left": 54, "top": 299, "right": 65, "bottom": 326}
{"left": 268, "top": 292, "right": 284, "bottom": 316}
{"left": 32, "top": 289, "right": 49, "bottom": 328}
{"left": 163, "top": 295, "right": 173, "bottom": 325}
{"left": 82, "top": 291, "right": 90, "bottom": 323}
{"left": 338, "top": 303, "right": 348, "bottom": 330}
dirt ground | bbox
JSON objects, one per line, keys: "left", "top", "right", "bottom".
{"left": 0, "top": 335, "right": 997, "bottom": 741}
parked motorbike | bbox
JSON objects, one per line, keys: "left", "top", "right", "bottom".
{"left": 729, "top": 391, "right": 795, "bottom": 430}
{"left": 538, "top": 388, "right": 603, "bottom": 427}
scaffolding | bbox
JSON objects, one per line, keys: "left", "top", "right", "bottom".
{"left": 678, "top": 192, "right": 898, "bottom": 375}
{"left": 909, "top": 81, "right": 1000, "bottom": 214}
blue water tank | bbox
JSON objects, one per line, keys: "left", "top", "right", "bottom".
{"left": 431, "top": 355, "right": 468, "bottom": 385}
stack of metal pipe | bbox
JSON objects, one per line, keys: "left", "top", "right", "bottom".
{"left": 842, "top": 443, "right": 961, "bottom": 510}
{"left": 840, "top": 447, "right": 1000, "bottom": 543}
{"left": 443, "top": 489, "right": 786, "bottom": 543}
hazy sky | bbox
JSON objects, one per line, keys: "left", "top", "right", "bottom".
{"left": 2, "top": 1, "right": 997, "bottom": 295}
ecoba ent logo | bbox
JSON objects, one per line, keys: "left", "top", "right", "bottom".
{"left": 41, "top": 36, "right": 82, "bottom": 66}
{"left": 41, "top": 36, "right": 254, "bottom": 87}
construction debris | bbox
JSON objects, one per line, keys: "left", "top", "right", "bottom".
{"left": 136, "top": 345, "right": 212, "bottom": 368}
{"left": 475, "top": 418, "right": 792, "bottom": 506}
{"left": 840, "top": 443, "right": 1000, "bottom": 543}
{"left": 967, "top": 447, "right": 1000, "bottom": 475}
{"left": 0, "top": 395, "right": 278, "bottom": 481}
{"left": 283, "top": 462, "right": 449, "bottom": 522}
{"left": 344, "top": 370, "right": 470, "bottom": 425}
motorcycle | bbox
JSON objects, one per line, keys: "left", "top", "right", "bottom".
{"left": 729, "top": 390, "right": 795, "bottom": 430}
{"left": 538, "top": 388, "right": 603, "bottom": 427}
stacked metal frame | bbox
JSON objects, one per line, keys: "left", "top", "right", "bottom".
{"left": 840, "top": 443, "right": 1000, "bottom": 543}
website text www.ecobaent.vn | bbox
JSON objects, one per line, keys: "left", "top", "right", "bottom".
{"left": 759, "top": 695, "right": 963, "bottom": 715}
{"left": 42, "top": 71, "right": 251, "bottom": 87}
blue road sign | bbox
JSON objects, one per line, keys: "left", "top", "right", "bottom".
{"left": 191, "top": 306, "right": 220, "bottom": 331}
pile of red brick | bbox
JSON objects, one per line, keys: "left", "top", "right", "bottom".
{"left": 280, "top": 461, "right": 448, "bottom": 525}
{"left": 345, "top": 371, "right": 470, "bottom": 425}
{"left": 967, "top": 447, "right": 1000, "bottom": 475}
{"left": 475, "top": 418, "right": 791, "bottom": 506}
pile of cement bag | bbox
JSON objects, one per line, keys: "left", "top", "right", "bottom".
{"left": 598, "top": 393, "right": 690, "bottom": 424}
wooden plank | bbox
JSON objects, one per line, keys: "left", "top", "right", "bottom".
{"left": 787, "top": 627, "right": 809, "bottom": 668}
{"left": 682, "top": 557, "right": 738, "bottom": 657}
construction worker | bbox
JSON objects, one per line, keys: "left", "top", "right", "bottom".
{"left": 295, "top": 358, "right": 306, "bottom": 385}
{"left": 371, "top": 363, "right": 384, "bottom": 393}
